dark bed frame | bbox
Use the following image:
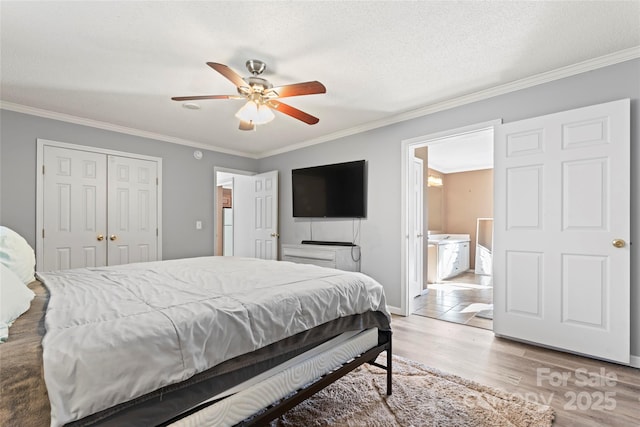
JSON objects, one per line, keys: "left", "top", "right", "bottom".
{"left": 162, "top": 330, "right": 392, "bottom": 426}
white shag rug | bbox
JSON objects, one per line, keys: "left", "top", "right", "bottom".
{"left": 270, "top": 354, "right": 554, "bottom": 427}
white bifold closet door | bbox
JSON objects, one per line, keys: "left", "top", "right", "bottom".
{"left": 42, "top": 146, "right": 108, "bottom": 270}
{"left": 41, "top": 146, "right": 159, "bottom": 271}
{"left": 107, "top": 155, "right": 158, "bottom": 266}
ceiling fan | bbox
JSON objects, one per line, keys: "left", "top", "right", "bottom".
{"left": 172, "top": 60, "right": 326, "bottom": 131}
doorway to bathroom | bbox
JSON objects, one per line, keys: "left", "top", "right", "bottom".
{"left": 404, "top": 122, "right": 496, "bottom": 330}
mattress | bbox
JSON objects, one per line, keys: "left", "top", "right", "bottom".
{"left": 172, "top": 328, "right": 380, "bottom": 427}
{"left": 35, "top": 256, "right": 390, "bottom": 426}
{"left": 72, "top": 313, "right": 389, "bottom": 427}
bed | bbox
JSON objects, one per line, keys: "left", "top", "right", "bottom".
{"left": 0, "top": 255, "right": 392, "bottom": 426}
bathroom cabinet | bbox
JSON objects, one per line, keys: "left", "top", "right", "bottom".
{"left": 427, "top": 235, "right": 470, "bottom": 282}
{"left": 475, "top": 218, "right": 493, "bottom": 275}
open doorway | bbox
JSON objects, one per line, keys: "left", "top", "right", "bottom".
{"left": 214, "top": 167, "right": 254, "bottom": 256}
{"left": 214, "top": 167, "right": 280, "bottom": 260}
{"left": 215, "top": 172, "right": 234, "bottom": 256}
{"left": 402, "top": 120, "right": 499, "bottom": 329}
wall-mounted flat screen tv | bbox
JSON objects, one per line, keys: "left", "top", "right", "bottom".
{"left": 292, "top": 160, "right": 366, "bottom": 218}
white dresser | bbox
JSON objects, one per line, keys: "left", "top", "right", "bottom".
{"left": 281, "top": 244, "right": 361, "bottom": 272}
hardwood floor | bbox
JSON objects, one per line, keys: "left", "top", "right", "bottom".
{"left": 391, "top": 314, "right": 640, "bottom": 426}
{"left": 413, "top": 272, "right": 493, "bottom": 330}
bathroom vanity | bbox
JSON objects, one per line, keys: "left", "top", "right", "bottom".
{"left": 427, "top": 234, "right": 470, "bottom": 283}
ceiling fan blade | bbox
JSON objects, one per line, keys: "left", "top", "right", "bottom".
{"left": 239, "top": 120, "right": 255, "bottom": 131}
{"left": 268, "top": 81, "right": 326, "bottom": 98}
{"left": 207, "top": 62, "right": 247, "bottom": 88}
{"left": 267, "top": 100, "right": 319, "bottom": 125}
{"left": 171, "top": 95, "right": 244, "bottom": 101}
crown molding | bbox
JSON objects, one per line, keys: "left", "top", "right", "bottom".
{"left": 256, "top": 46, "right": 640, "bottom": 158}
{"left": 0, "top": 101, "right": 258, "bottom": 159}
{"left": 2, "top": 47, "right": 638, "bottom": 160}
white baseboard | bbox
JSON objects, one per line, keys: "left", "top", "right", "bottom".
{"left": 630, "top": 354, "right": 640, "bottom": 369}
{"left": 387, "top": 305, "right": 404, "bottom": 316}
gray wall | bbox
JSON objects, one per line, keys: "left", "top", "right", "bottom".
{"left": 259, "top": 59, "right": 640, "bottom": 357}
{"left": 1, "top": 59, "right": 638, "bottom": 358}
{"left": 0, "top": 110, "right": 257, "bottom": 260}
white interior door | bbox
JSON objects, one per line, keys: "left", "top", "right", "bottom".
{"left": 232, "top": 171, "right": 279, "bottom": 259}
{"left": 42, "top": 146, "right": 108, "bottom": 271}
{"left": 252, "top": 171, "right": 278, "bottom": 260}
{"left": 494, "top": 99, "right": 630, "bottom": 363}
{"left": 408, "top": 157, "right": 424, "bottom": 301}
{"left": 232, "top": 175, "right": 253, "bottom": 257}
{"left": 107, "top": 155, "right": 158, "bottom": 265}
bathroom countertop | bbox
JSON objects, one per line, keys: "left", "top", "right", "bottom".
{"left": 427, "top": 234, "right": 470, "bottom": 245}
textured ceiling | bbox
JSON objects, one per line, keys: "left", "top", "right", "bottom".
{"left": 1, "top": 1, "right": 639, "bottom": 158}
{"left": 427, "top": 128, "right": 494, "bottom": 174}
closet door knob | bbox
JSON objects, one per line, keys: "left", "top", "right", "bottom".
{"left": 109, "top": 235, "right": 117, "bottom": 241}
{"left": 97, "top": 234, "right": 104, "bottom": 241}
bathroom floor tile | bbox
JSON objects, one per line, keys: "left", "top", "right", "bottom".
{"left": 412, "top": 272, "right": 493, "bottom": 331}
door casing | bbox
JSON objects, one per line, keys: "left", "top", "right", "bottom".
{"left": 400, "top": 120, "right": 501, "bottom": 316}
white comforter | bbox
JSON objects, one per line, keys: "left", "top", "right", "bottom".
{"left": 37, "top": 256, "right": 389, "bottom": 426}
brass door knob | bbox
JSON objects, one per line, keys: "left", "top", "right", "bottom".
{"left": 109, "top": 235, "right": 117, "bottom": 241}
{"left": 97, "top": 234, "right": 104, "bottom": 241}
{"left": 612, "top": 239, "right": 625, "bottom": 248}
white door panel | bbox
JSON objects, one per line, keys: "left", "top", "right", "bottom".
{"left": 232, "top": 175, "right": 253, "bottom": 257}
{"left": 107, "top": 155, "right": 158, "bottom": 265}
{"left": 232, "top": 171, "right": 279, "bottom": 259}
{"left": 408, "top": 157, "right": 424, "bottom": 301}
{"left": 253, "top": 171, "right": 278, "bottom": 260}
{"left": 494, "top": 99, "right": 630, "bottom": 363}
{"left": 43, "top": 146, "right": 107, "bottom": 271}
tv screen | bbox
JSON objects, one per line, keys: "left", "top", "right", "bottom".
{"left": 292, "top": 160, "right": 366, "bottom": 218}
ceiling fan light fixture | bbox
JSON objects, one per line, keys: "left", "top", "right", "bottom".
{"left": 173, "top": 60, "right": 324, "bottom": 128}
{"left": 256, "top": 103, "right": 275, "bottom": 124}
{"left": 235, "top": 100, "right": 258, "bottom": 122}
{"left": 235, "top": 100, "right": 274, "bottom": 125}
